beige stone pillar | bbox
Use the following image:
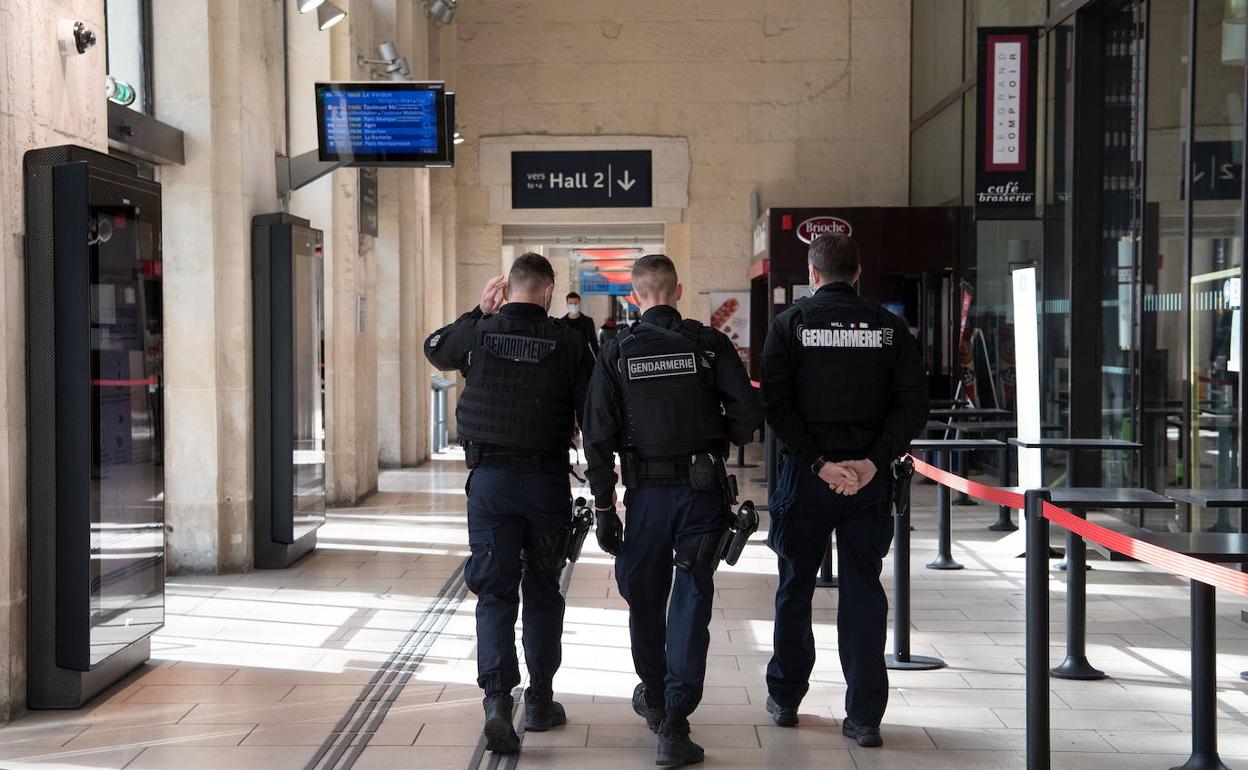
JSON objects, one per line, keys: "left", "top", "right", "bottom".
{"left": 0, "top": 0, "right": 108, "bottom": 721}
{"left": 156, "top": 0, "right": 284, "bottom": 573}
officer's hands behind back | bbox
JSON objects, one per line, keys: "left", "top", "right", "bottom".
{"left": 820, "top": 459, "right": 877, "bottom": 496}
{"left": 819, "top": 462, "right": 859, "bottom": 495}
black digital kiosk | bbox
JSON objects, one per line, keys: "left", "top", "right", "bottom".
{"left": 25, "top": 145, "right": 165, "bottom": 708}
{"left": 253, "top": 214, "right": 326, "bottom": 568}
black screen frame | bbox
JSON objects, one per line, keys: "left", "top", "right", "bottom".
{"left": 315, "top": 81, "right": 450, "bottom": 166}
{"left": 53, "top": 161, "right": 165, "bottom": 672}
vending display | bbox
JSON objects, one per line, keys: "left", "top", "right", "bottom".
{"left": 25, "top": 145, "right": 164, "bottom": 707}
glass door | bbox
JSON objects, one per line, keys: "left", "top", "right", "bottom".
{"left": 1188, "top": 0, "right": 1246, "bottom": 529}
{"left": 1098, "top": 0, "right": 1146, "bottom": 487}
{"left": 1141, "top": 0, "right": 1191, "bottom": 496}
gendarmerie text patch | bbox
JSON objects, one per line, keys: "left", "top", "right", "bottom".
{"left": 626, "top": 353, "right": 698, "bottom": 380}
{"left": 798, "top": 324, "right": 893, "bottom": 349}
{"left": 483, "top": 333, "right": 557, "bottom": 363}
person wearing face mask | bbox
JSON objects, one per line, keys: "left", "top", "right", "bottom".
{"left": 562, "top": 291, "right": 600, "bottom": 357}
{"left": 760, "top": 233, "right": 929, "bottom": 748}
{"left": 423, "top": 253, "right": 593, "bottom": 756}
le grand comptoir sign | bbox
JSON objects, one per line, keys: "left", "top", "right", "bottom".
{"left": 975, "top": 28, "right": 1039, "bottom": 219}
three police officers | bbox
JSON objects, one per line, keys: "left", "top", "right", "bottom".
{"left": 760, "top": 233, "right": 929, "bottom": 747}
{"left": 583, "top": 254, "right": 762, "bottom": 767}
{"left": 423, "top": 253, "right": 593, "bottom": 755}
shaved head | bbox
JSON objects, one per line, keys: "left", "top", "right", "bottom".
{"left": 631, "top": 254, "right": 679, "bottom": 300}
{"left": 509, "top": 252, "right": 555, "bottom": 293}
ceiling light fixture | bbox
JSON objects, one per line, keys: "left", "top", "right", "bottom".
{"left": 298, "top": 0, "right": 325, "bottom": 12}
{"left": 317, "top": 2, "right": 346, "bottom": 30}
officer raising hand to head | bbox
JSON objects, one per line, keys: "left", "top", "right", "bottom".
{"left": 423, "top": 253, "right": 593, "bottom": 757}
{"left": 583, "top": 254, "right": 762, "bottom": 768}
{"left": 760, "top": 233, "right": 929, "bottom": 748}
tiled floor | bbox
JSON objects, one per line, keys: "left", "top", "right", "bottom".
{"left": 4, "top": 449, "right": 1248, "bottom": 769}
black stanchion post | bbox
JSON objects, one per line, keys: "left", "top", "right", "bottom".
{"left": 1173, "top": 580, "right": 1230, "bottom": 770}
{"left": 953, "top": 450, "right": 975, "bottom": 506}
{"left": 927, "top": 450, "right": 964, "bottom": 570}
{"left": 1025, "top": 489, "right": 1051, "bottom": 770}
{"left": 1051, "top": 508, "right": 1105, "bottom": 681}
{"left": 990, "top": 444, "right": 1017, "bottom": 531}
{"left": 886, "top": 458, "right": 944, "bottom": 671}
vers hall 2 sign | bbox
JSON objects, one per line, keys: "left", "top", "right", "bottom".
{"left": 511, "top": 150, "right": 653, "bottom": 209}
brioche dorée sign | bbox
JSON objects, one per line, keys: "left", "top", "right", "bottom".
{"left": 795, "top": 216, "right": 853, "bottom": 244}
{"left": 975, "top": 28, "right": 1039, "bottom": 218}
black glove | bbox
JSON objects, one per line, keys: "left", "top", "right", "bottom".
{"left": 595, "top": 507, "right": 624, "bottom": 557}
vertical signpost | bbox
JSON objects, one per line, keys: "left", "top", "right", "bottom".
{"left": 975, "top": 28, "right": 1039, "bottom": 219}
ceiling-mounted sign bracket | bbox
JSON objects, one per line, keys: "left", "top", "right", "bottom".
{"left": 276, "top": 149, "right": 345, "bottom": 195}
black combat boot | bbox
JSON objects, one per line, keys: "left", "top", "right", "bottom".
{"left": 656, "top": 727, "right": 705, "bottom": 767}
{"left": 842, "top": 717, "right": 883, "bottom": 748}
{"left": 522, "top": 687, "right": 567, "bottom": 732}
{"left": 631, "top": 682, "right": 666, "bottom": 733}
{"left": 656, "top": 715, "right": 704, "bottom": 768}
{"left": 482, "top": 693, "right": 520, "bottom": 754}
{"left": 765, "top": 695, "right": 798, "bottom": 727}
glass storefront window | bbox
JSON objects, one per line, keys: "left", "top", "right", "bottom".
{"left": 104, "top": 0, "right": 151, "bottom": 113}
{"left": 1043, "top": 17, "right": 1074, "bottom": 450}
{"left": 1188, "top": 0, "right": 1246, "bottom": 526}
{"left": 1098, "top": 0, "right": 1145, "bottom": 487}
{"left": 1141, "top": 0, "right": 1191, "bottom": 500}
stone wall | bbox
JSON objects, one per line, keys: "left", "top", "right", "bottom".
{"left": 0, "top": 0, "right": 109, "bottom": 723}
{"left": 442, "top": 0, "right": 912, "bottom": 317}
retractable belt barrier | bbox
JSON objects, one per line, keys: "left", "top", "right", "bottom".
{"left": 908, "top": 454, "right": 1248, "bottom": 599}
{"left": 903, "top": 453, "right": 1248, "bottom": 770}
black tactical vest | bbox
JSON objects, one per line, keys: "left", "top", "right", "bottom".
{"left": 456, "top": 315, "right": 575, "bottom": 451}
{"left": 617, "top": 320, "right": 726, "bottom": 458}
{"left": 792, "top": 293, "right": 893, "bottom": 426}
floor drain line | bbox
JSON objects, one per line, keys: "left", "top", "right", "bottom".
{"left": 306, "top": 559, "right": 469, "bottom": 770}
{"left": 467, "top": 562, "right": 578, "bottom": 770}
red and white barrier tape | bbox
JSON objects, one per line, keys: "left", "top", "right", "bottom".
{"left": 909, "top": 454, "right": 1026, "bottom": 510}
{"left": 906, "top": 453, "right": 1248, "bottom": 598}
{"left": 1041, "top": 502, "right": 1248, "bottom": 597}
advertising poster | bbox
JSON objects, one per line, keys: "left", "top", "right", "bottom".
{"left": 709, "top": 291, "right": 750, "bottom": 370}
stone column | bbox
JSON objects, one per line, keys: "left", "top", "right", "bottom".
{"left": 156, "top": 0, "right": 283, "bottom": 573}
{"left": 0, "top": 0, "right": 108, "bottom": 721}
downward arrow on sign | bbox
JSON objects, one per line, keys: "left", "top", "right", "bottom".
{"left": 617, "top": 171, "right": 636, "bottom": 191}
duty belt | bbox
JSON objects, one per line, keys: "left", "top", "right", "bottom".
{"left": 468, "top": 442, "right": 570, "bottom": 474}
{"left": 636, "top": 457, "right": 692, "bottom": 486}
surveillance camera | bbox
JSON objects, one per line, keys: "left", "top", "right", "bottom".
{"left": 58, "top": 19, "right": 96, "bottom": 56}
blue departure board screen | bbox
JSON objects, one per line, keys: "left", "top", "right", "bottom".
{"left": 315, "top": 82, "right": 450, "bottom": 165}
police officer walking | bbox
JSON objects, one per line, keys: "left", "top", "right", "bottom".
{"left": 423, "top": 253, "right": 593, "bottom": 755}
{"left": 583, "top": 254, "right": 762, "bottom": 767}
{"left": 760, "top": 233, "right": 928, "bottom": 747}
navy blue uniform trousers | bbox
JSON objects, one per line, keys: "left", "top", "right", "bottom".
{"left": 465, "top": 468, "right": 570, "bottom": 698}
{"left": 766, "top": 454, "right": 894, "bottom": 726}
{"left": 615, "top": 484, "right": 722, "bottom": 730}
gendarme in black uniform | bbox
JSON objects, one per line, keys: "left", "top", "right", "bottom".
{"left": 583, "top": 304, "right": 761, "bottom": 761}
{"left": 424, "top": 299, "right": 592, "bottom": 752}
{"left": 761, "top": 281, "right": 928, "bottom": 737}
